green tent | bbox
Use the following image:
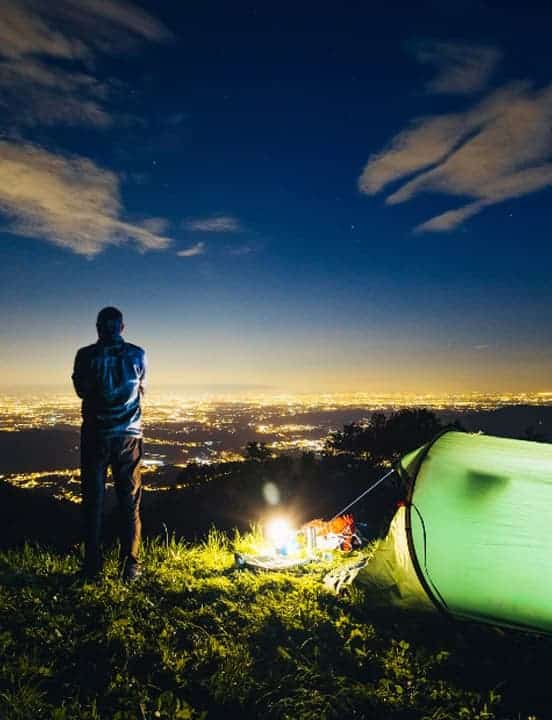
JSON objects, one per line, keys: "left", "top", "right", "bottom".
{"left": 356, "top": 430, "right": 552, "bottom": 634}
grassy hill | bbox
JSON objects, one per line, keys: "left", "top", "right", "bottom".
{"left": 1, "top": 532, "right": 550, "bottom": 719}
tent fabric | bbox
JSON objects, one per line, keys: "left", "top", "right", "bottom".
{"left": 356, "top": 506, "right": 435, "bottom": 613}
{"left": 362, "top": 431, "right": 552, "bottom": 634}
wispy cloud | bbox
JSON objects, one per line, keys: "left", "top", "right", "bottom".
{"left": 0, "top": 0, "right": 170, "bottom": 60}
{"left": 415, "top": 41, "right": 501, "bottom": 95}
{"left": 140, "top": 217, "right": 170, "bottom": 235}
{"left": 0, "top": 1, "right": 84, "bottom": 61}
{"left": 0, "top": 141, "right": 171, "bottom": 256}
{"left": 0, "top": 0, "right": 170, "bottom": 127}
{"left": 0, "top": 65, "right": 111, "bottom": 127}
{"left": 184, "top": 216, "right": 242, "bottom": 233}
{"left": 177, "top": 241, "right": 206, "bottom": 257}
{"left": 0, "top": 1, "right": 174, "bottom": 255}
{"left": 360, "top": 62, "right": 552, "bottom": 231}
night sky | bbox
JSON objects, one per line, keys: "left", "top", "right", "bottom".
{"left": 1, "top": 0, "right": 551, "bottom": 393}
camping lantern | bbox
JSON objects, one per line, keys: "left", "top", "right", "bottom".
{"left": 266, "top": 516, "right": 296, "bottom": 555}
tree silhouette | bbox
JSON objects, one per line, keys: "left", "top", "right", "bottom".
{"left": 243, "top": 441, "right": 272, "bottom": 462}
{"left": 326, "top": 408, "right": 445, "bottom": 464}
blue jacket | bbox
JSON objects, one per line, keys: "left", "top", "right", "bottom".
{"left": 72, "top": 338, "right": 146, "bottom": 437}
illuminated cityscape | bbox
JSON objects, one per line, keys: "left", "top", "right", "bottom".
{"left": 1, "top": 388, "right": 552, "bottom": 500}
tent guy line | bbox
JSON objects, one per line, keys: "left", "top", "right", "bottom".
{"left": 331, "top": 467, "right": 396, "bottom": 520}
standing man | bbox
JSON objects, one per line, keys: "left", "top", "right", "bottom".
{"left": 72, "top": 307, "right": 146, "bottom": 582}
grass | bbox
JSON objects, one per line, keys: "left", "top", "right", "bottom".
{"left": 0, "top": 532, "right": 550, "bottom": 719}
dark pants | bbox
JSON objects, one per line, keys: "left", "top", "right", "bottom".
{"left": 80, "top": 429, "right": 143, "bottom": 571}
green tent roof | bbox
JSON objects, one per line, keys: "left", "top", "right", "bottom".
{"left": 363, "top": 431, "right": 552, "bottom": 634}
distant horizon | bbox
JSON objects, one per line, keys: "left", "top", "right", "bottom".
{"left": 1, "top": 383, "right": 551, "bottom": 397}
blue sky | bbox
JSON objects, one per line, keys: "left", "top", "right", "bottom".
{"left": 1, "top": 1, "right": 551, "bottom": 392}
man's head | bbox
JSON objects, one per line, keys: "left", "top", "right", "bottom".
{"left": 96, "top": 306, "right": 124, "bottom": 343}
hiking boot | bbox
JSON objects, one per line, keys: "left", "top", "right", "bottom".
{"left": 122, "top": 561, "right": 142, "bottom": 584}
{"left": 80, "top": 561, "right": 102, "bottom": 582}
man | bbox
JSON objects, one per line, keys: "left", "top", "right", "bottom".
{"left": 72, "top": 307, "right": 146, "bottom": 582}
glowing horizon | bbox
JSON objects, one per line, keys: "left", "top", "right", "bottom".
{"left": 1, "top": 3, "right": 551, "bottom": 396}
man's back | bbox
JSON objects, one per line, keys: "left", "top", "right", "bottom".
{"left": 73, "top": 306, "right": 145, "bottom": 582}
{"left": 72, "top": 339, "right": 146, "bottom": 437}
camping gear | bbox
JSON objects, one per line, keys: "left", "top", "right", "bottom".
{"left": 234, "top": 552, "right": 312, "bottom": 571}
{"left": 354, "top": 430, "right": 552, "bottom": 634}
{"left": 306, "top": 526, "right": 317, "bottom": 553}
{"left": 324, "top": 556, "right": 369, "bottom": 594}
{"left": 235, "top": 514, "right": 364, "bottom": 571}
{"left": 302, "top": 514, "right": 362, "bottom": 552}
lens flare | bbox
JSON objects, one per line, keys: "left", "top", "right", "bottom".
{"left": 263, "top": 482, "right": 280, "bottom": 505}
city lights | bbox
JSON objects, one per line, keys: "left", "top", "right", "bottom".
{"left": 2, "top": 389, "right": 552, "bottom": 500}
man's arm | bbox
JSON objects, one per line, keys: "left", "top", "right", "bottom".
{"left": 139, "top": 350, "right": 147, "bottom": 397}
{"left": 72, "top": 349, "right": 93, "bottom": 399}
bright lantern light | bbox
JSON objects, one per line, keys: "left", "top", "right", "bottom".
{"left": 266, "top": 517, "right": 292, "bottom": 548}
